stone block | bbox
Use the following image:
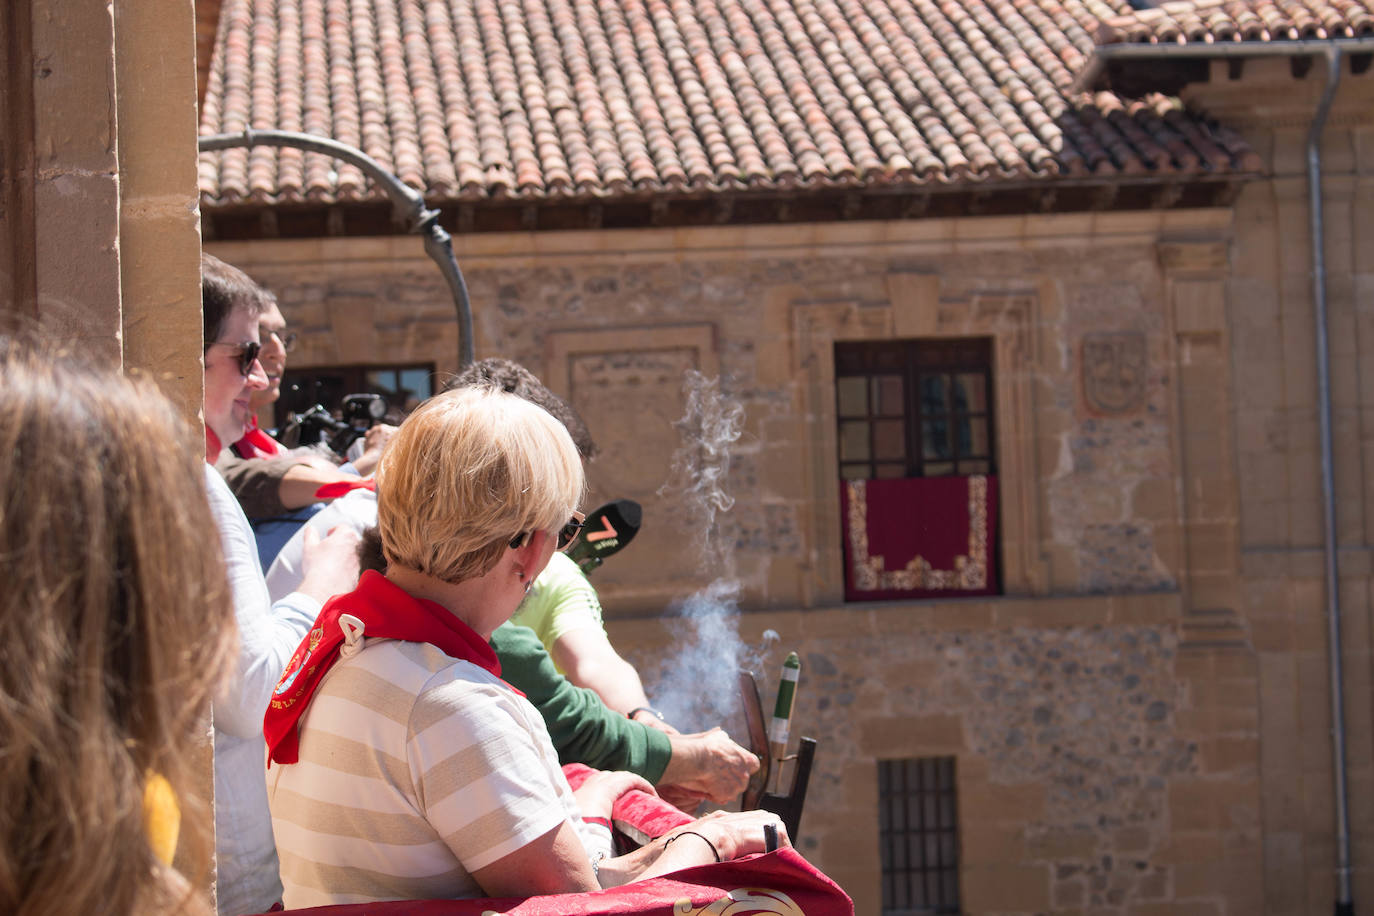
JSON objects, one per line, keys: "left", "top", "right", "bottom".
{"left": 1025, "top": 827, "right": 1099, "bottom": 861}
{"left": 1171, "top": 860, "right": 1258, "bottom": 901}
{"left": 1168, "top": 781, "right": 1223, "bottom": 831}
{"left": 1156, "top": 831, "right": 1224, "bottom": 865}
{"left": 858, "top": 715, "right": 964, "bottom": 757}
{"left": 31, "top": 0, "right": 119, "bottom": 173}
{"left": 958, "top": 818, "right": 1025, "bottom": 866}
{"left": 1053, "top": 878, "right": 1087, "bottom": 908}
{"left": 1126, "top": 901, "right": 1220, "bottom": 916}
{"left": 1202, "top": 737, "right": 1261, "bottom": 776}
{"left": 1132, "top": 478, "right": 1179, "bottom": 523}
{"left": 960, "top": 781, "right": 1047, "bottom": 825}
{"left": 961, "top": 864, "right": 1051, "bottom": 912}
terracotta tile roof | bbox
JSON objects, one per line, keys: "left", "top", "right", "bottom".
{"left": 199, "top": 0, "right": 1259, "bottom": 207}
{"left": 1096, "top": 0, "right": 1374, "bottom": 44}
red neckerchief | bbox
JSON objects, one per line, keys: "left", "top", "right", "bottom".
{"left": 264, "top": 570, "right": 520, "bottom": 765}
{"left": 314, "top": 478, "right": 376, "bottom": 500}
{"left": 233, "top": 417, "right": 283, "bottom": 459}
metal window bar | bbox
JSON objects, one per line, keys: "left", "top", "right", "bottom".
{"left": 878, "top": 756, "right": 959, "bottom": 915}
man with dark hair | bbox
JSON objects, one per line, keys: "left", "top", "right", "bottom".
{"left": 206, "top": 254, "right": 393, "bottom": 568}
{"left": 200, "top": 252, "right": 361, "bottom": 915}
{"left": 448, "top": 357, "right": 598, "bottom": 459}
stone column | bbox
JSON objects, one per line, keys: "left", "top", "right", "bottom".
{"left": 0, "top": 0, "right": 209, "bottom": 900}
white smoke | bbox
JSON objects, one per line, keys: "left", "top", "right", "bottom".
{"left": 649, "top": 371, "right": 781, "bottom": 732}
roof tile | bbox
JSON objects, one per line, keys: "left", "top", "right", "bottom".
{"left": 1097, "top": 0, "right": 1374, "bottom": 44}
{"left": 201, "top": 0, "right": 1260, "bottom": 206}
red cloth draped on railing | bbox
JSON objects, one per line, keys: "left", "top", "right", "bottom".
{"left": 249, "top": 764, "right": 853, "bottom": 916}
{"left": 840, "top": 474, "right": 999, "bottom": 602}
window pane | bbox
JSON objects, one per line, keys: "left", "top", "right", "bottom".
{"left": 836, "top": 377, "right": 868, "bottom": 417}
{"left": 940, "top": 869, "right": 959, "bottom": 906}
{"left": 873, "top": 419, "right": 905, "bottom": 460}
{"left": 875, "top": 463, "right": 905, "bottom": 479}
{"left": 965, "top": 417, "right": 989, "bottom": 456}
{"left": 924, "top": 461, "right": 955, "bottom": 476}
{"left": 365, "top": 369, "right": 398, "bottom": 394}
{"left": 956, "top": 416, "right": 973, "bottom": 456}
{"left": 953, "top": 372, "right": 986, "bottom": 412}
{"left": 840, "top": 464, "right": 869, "bottom": 480}
{"left": 960, "top": 460, "right": 990, "bottom": 475}
{"left": 874, "top": 375, "right": 904, "bottom": 416}
{"left": 922, "top": 419, "right": 950, "bottom": 459}
{"left": 398, "top": 369, "right": 432, "bottom": 411}
{"left": 840, "top": 421, "right": 870, "bottom": 462}
{"left": 919, "top": 374, "right": 948, "bottom": 413}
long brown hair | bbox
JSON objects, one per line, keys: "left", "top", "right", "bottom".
{"left": 0, "top": 341, "right": 233, "bottom": 915}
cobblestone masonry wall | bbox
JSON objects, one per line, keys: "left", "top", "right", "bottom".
{"left": 241, "top": 239, "right": 1180, "bottom": 604}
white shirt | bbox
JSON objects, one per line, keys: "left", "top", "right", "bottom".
{"left": 205, "top": 465, "right": 323, "bottom": 916}
{"left": 265, "top": 488, "right": 378, "bottom": 603}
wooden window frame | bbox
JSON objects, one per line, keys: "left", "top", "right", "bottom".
{"left": 835, "top": 338, "right": 996, "bottom": 481}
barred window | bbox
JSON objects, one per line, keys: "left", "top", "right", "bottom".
{"left": 878, "top": 756, "right": 960, "bottom": 915}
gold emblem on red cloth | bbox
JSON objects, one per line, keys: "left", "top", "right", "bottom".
{"left": 845, "top": 476, "right": 988, "bottom": 591}
{"left": 672, "top": 887, "right": 805, "bottom": 914}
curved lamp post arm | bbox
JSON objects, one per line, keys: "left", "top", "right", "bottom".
{"left": 198, "top": 129, "right": 475, "bottom": 369}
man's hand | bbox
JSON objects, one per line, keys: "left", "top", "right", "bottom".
{"left": 657, "top": 727, "right": 760, "bottom": 806}
{"left": 295, "top": 524, "right": 362, "bottom": 603}
{"left": 352, "top": 423, "right": 398, "bottom": 476}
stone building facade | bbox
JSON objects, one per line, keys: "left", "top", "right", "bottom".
{"left": 210, "top": 205, "right": 1271, "bottom": 914}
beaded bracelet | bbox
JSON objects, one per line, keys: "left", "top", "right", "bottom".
{"left": 662, "top": 830, "right": 722, "bottom": 863}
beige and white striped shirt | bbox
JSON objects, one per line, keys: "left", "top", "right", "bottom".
{"left": 267, "top": 637, "right": 586, "bottom": 907}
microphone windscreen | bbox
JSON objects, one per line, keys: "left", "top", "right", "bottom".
{"left": 568, "top": 499, "right": 642, "bottom": 567}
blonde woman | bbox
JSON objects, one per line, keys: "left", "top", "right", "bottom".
{"left": 264, "top": 386, "right": 787, "bottom": 907}
{"left": 0, "top": 342, "right": 233, "bottom": 915}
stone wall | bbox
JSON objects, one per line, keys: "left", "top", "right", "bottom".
{"left": 1182, "top": 59, "right": 1374, "bottom": 916}
{"left": 214, "top": 212, "right": 1218, "bottom": 613}
{"left": 613, "top": 591, "right": 1257, "bottom": 916}
{"left": 211, "top": 209, "right": 1274, "bottom": 913}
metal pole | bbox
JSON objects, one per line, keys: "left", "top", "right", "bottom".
{"left": 1307, "top": 46, "right": 1354, "bottom": 916}
{"left": 198, "top": 129, "right": 475, "bottom": 368}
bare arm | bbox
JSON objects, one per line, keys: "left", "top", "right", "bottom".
{"left": 276, "top": 455, "right": 367, "bottom": 510}
{"left": 552, "top": 628, "right": 666, "bottom": 723}
{"left": 474, "top": 779, "right": 789, "bottom": 896}
{"left": 470, "top": 822, "right": 599, "bottom": 897}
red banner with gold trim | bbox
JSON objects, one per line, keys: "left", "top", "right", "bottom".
{"left": 840, "top": 475, "right": 998, "bottom": 602}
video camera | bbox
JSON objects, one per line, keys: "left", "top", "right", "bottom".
{"left": 281, "top": 393, "right": 388, "bottom": 457}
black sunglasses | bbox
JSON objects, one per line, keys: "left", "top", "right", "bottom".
{"left": 510, "top": 511, "right": 586, "bottom": 552}
{"left": 272, "top": 330, "right": 298, "bottom": 353}
{"left": 209, "top": 340, "right": 262, "bottom": 377}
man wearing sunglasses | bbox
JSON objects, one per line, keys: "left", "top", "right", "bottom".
{"left": 201, "top": 252, "right": 362, "bottom": 916}
{"left": 214, "top": 282, "right": 396, "bottom": 570}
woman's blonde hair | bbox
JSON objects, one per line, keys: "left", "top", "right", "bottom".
{"left": 377, "top": 385, "right": 585, "bottom": 583}
{"left": 0, "top": 342, "right": 233, "bottom": 915}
